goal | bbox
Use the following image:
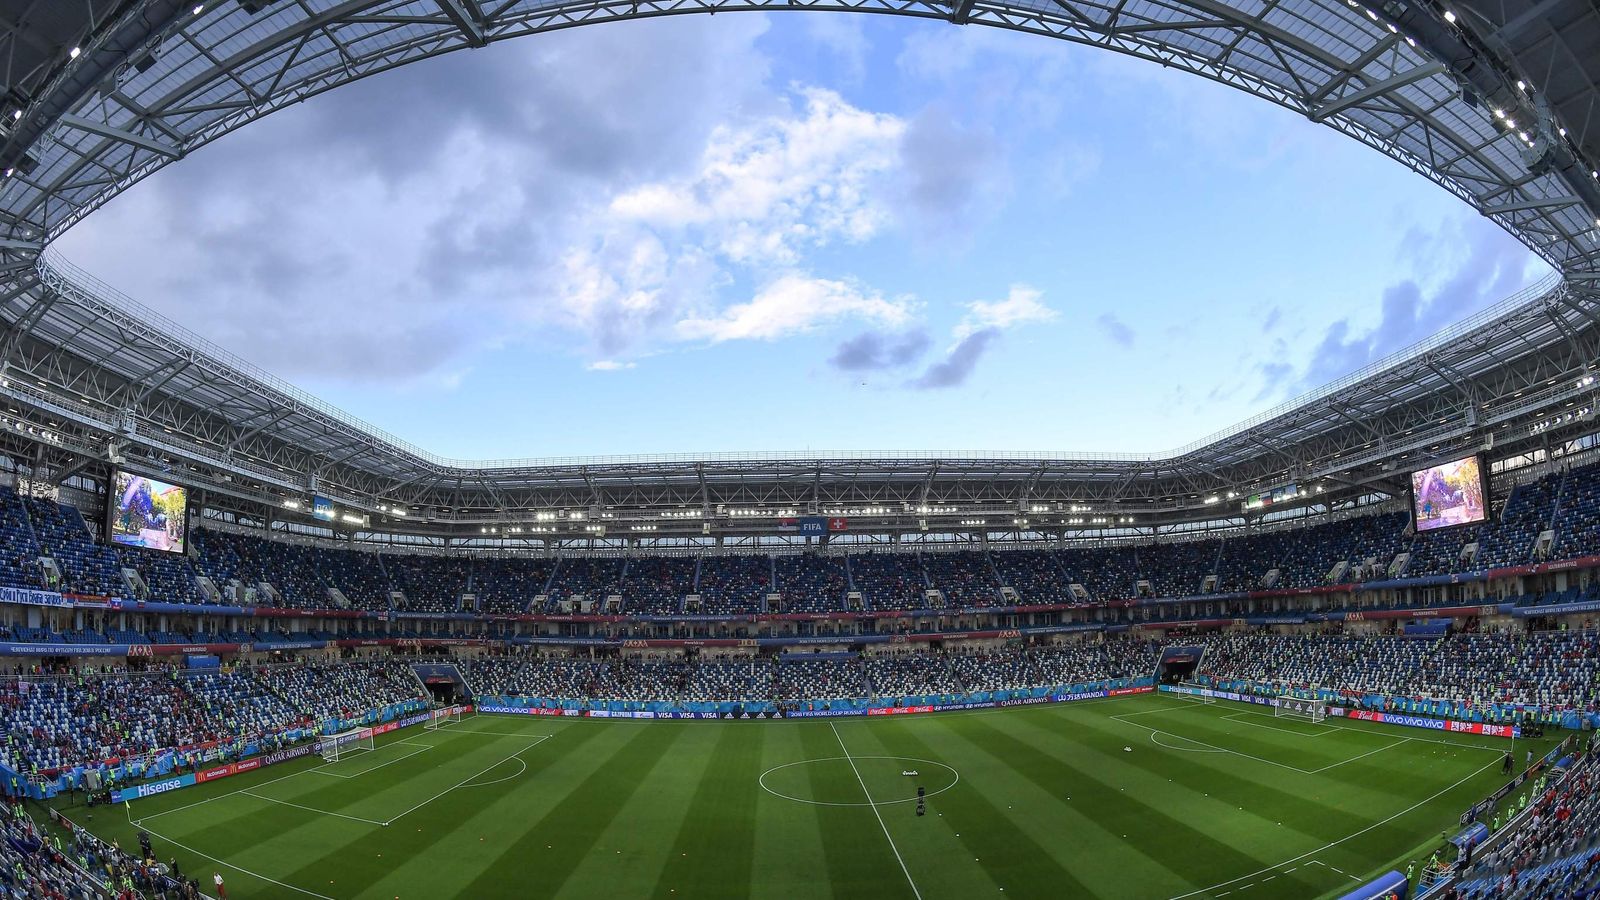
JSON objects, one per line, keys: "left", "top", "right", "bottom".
{"left": 1273, "top": 696, "right": 1328, "bottom": 724}
{"left": 1175, "top": 682, "right": 1215, "bottom": 703}
{"left": 426, "top": 708, "right": 462, "bottom": 730}
{"left": 318, "top": 728, "right": 375, "bottom": 762}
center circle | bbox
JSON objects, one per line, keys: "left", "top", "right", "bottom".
{"left": 758, "top": 756, "right": 960, "bottom": 807}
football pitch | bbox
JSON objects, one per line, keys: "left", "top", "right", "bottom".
{"left": 49, "top": 693, "right": 1553, "bottom": 899}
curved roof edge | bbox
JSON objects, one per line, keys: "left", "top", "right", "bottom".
{"left": 38, "top": 251, "right": 1568, "bottom": 470}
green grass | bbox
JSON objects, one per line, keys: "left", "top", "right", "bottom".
{"left": 45, "top": 693, "right": 1555, "bottom": 899}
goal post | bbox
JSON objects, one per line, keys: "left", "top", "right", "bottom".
{"left": 425, "top": 707, "right": 463, "bottom": 730}
{"left": 1175, "top": 681, "right": 1215, "bottom": 703}
{"left": 318, "top": 728, "right": 375, "bottom": 762}
{"left": 1272, "top": 696, "right": 1328, "bottom": 724}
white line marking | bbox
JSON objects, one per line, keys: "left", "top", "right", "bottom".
{"left": 129, "top": 806, "right": 335, "bottom": 900}
{"left": 1113, "top": 714, "right": 1320, "bottom": 774}
{"left": 1119, "top": 711, "right": 1449, "bottom": 775}
{"left": 1110, "top": 705, "right": 1199, "bottom": 719}
{"left": 1221, "top": 712, "right": 1333, "bottom": 738}
{"left": 305, "top": 742, "right": 434, "bottom": 779}
{"left": 1312, "top": 861, "right": 1358, "bottom": 881}
{"left": 1166, "top": 695, "right": 1508, "bottom": 753}
{"left": 431, "top": 727, "right": 559, "bottom": 737}
{"left": 238, "top": 790, "right": 387, "bottom": 826}
{"left": 1150, "top": 732, "right": 1227, "bottom": 754}
{"left": 458, "top": 757, "right": 527, "bottom": 788}
{"left": 1307, "top": 738, "right": 1411, "bottom": 774}
{"left": 831, "top": 722, "right": 922, "bottom": 900}
{"left": 758, "top": 757, "right": 961, "bottom": 807}
{"left": 136, "top": 767, "right": 311, "bottom": 822}
{"left": 1166, "top": 754, "right": 1503, "bottom": 899}
{"left": 381, "top": 735, "right": 550, "bottom": 826}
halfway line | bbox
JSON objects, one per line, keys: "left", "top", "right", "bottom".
{"left": 830, "top": 722, "right": 922, "bottom": 900}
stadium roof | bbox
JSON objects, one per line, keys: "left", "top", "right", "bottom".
{"left": 0, "top": 0, "right": 1597, "bottom": 539}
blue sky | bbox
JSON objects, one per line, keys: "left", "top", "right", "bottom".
{"left": 55, "top": 13, "right": 1549, "bottom": 460}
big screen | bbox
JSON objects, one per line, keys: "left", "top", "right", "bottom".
{"left": 1410, "top": 455, "right": 1487, "bottom": 533}
{"left": 108, "top": 471, "right": 189, "bottom": 553}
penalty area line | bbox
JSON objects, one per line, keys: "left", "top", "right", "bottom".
{"left": 1166, "top": 753, "right": 1502, "bottom": 899}
{"left": 128, "top": 804, "right": 336, "bottom": 900}
{"left": 238, "top": 790, "right": 387, "bottom": 826}
{"left": 380, "top": 735, "right": 550, "bottom": 827}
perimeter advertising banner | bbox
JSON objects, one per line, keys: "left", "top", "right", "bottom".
{"left": 1162, "top": 685, "right": 1519, "bottom": 738}
{"left": 112, "top": 773, "right": 195, "bottom": 804}
{"left": 476, "top": 705, "right": 574, "bottom": 716}
{"left": 1342, "top": 709, "right": 1518, "bottom": 738}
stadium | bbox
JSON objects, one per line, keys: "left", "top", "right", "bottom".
{"left": 0, "top": 0, "right": 1593, "bottom": 898}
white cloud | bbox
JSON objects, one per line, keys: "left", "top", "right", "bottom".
{"left": 609, "top": 87, "right": 904, "bottom": 266}
{"left": 545, "top": 86, "right": 916, "bottom": 363}
{"left": 956, "top": 285, "right": 1057, "bottom": 338}
{"left": 586, "top": 360, "right": 637, "bottom": 371}
{"left": 677, "top": 274, "right": 915, "bottom": 343}
{"left": 54, "top": 16, "right": 782, "bottom": 381}
{"left": 55, "top": 22, "right": 992, "bottom": 382}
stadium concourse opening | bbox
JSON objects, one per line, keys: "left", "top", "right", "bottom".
{"left": 1157, "top": 645, "right": 1206, "bottom": 684}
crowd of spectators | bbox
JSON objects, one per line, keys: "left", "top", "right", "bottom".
{"left": 774, "top": 554, "right": 848, "bottom": 613}
{"left": 1454, "top": 753, "right": 1600, "bottom": 899}
{"left": 463, "top": 639, "right": 1158, "bottom": 705}
{"left": 695, "top": 554, "right": 770, "bottom": 615}
{"left": 4, "top": 459, "right": 1600, "bottom": 618}
{"left": 923, "top": 551, "right": 1001, "bottom": 607}
{"left": 1197, "top": 631, "right": 1600, "bottom": 722}
{"left": 0, "top": 660, "right": 424, "bottom": 777}
{"left": 255, "top": 659, "right": 420, "bottom": 724}
{"left": 848, "top": 552, "right": 927, "bottom": 611}
{"left": 0, "top": 796, "right": 144, "bottom": 899}
{"left": 863, "top": 653, "right": 962, "bottom": 696}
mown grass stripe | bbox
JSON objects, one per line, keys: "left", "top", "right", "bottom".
{"left": 45, "top": 701, "right": 1561, "bottom": 900}
{"left": 650, "top": 722, "right": 765, "bottom": 899}
{"left": 276, "top": 723, "right": 600, "bottom": 898}
{"left": 797, "top": 722, "right": 913, "bottom": 899}
{"left": 949, "top": 713, "right": 1331, "bottom": 897}
{"left": 551, "top": 723, "right": 723, "bottom": 896}
{"left": 749, "top": 725, "right": 835, "bottom": 900}
{"left": 455, "top": 722, "right": 687, "bottom": 899}
{"left": 863, "top": 715, "right": 1091, "bottom": 898}
{"left": 1022, "top": 707, "right": 1376, "bottom": 844}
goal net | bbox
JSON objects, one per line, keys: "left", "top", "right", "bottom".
{"left": 426, "top": 708, "right": 462, "bottom": 730}
{"left": 1273, "top": 696, "right": 1328, "bottom": 724}
{"left": 318, "top": 728, "right": 375, "bottom": 762}
{"left": 1175, "top": 682, "right": 1215, "bottom": 703}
